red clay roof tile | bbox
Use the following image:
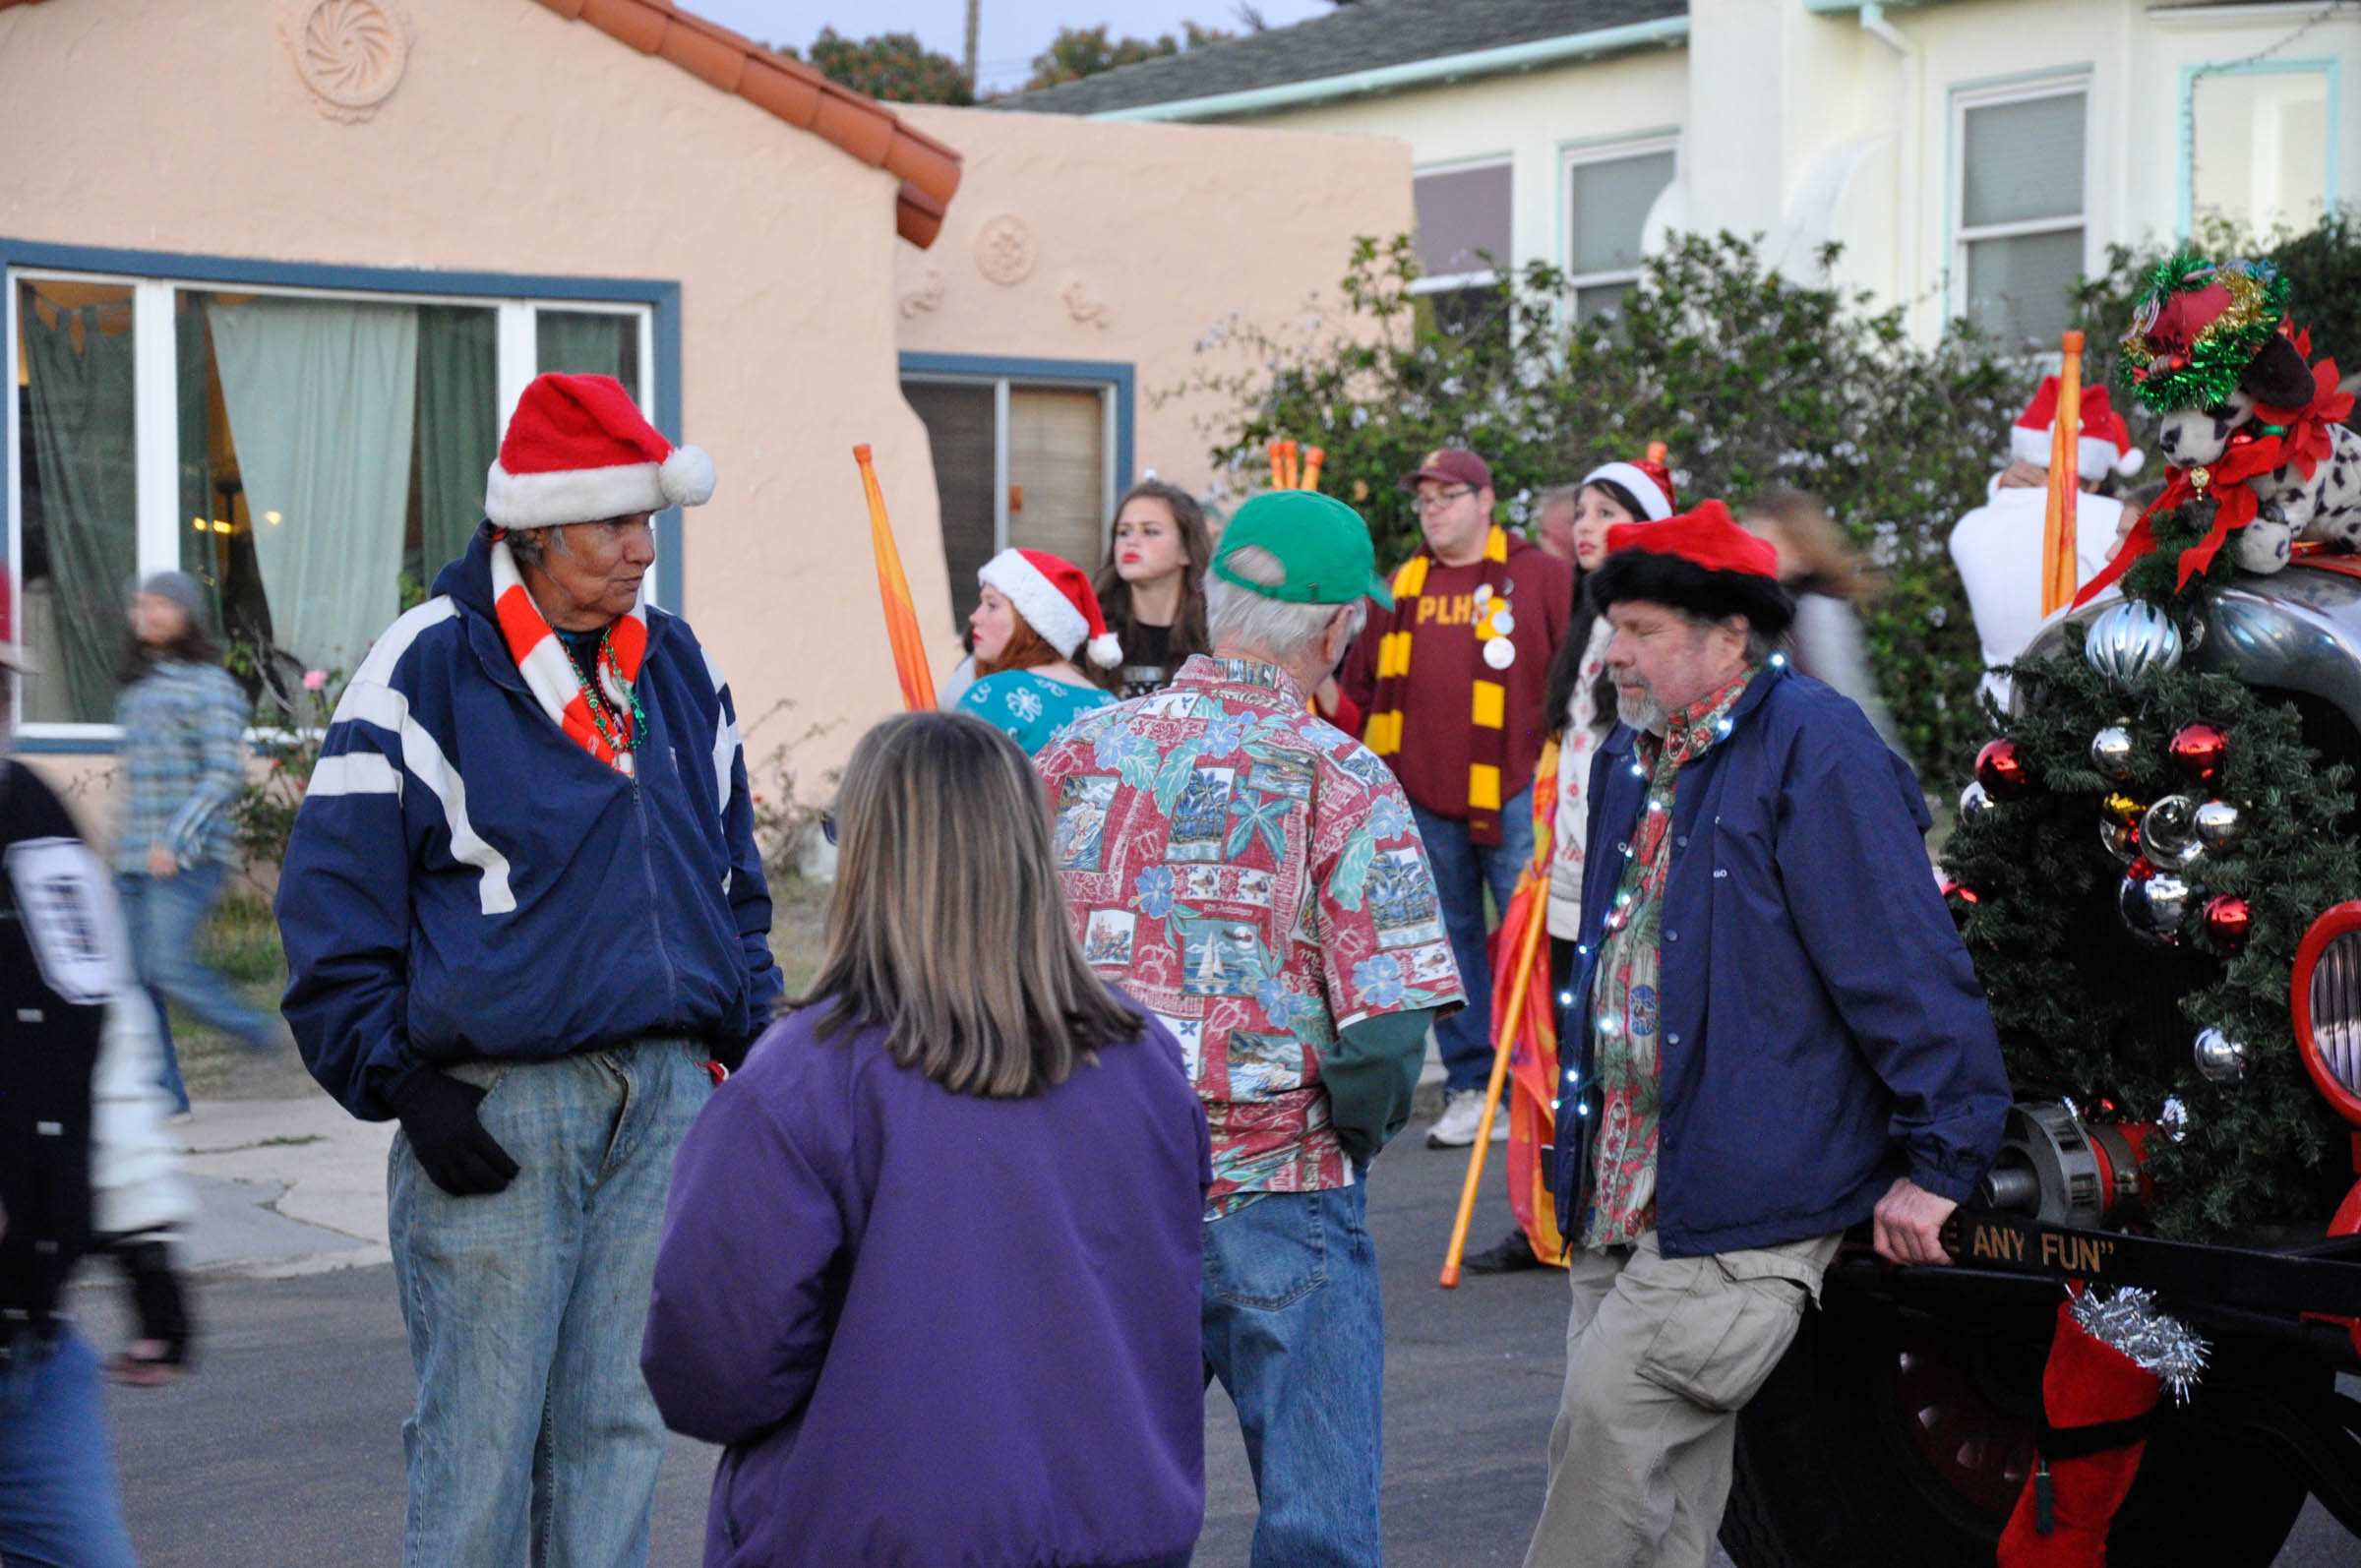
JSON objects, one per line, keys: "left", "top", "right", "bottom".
{"left": 0, "top": 0, "right": 960, "bottom": 248}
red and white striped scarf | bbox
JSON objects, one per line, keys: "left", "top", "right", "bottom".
{"left": 488, "top": 533, "right": 649, "bottom": 776}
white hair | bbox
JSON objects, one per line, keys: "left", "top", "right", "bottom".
{"left": 1207, "top": 545, "right": 1367, "bottom": 665}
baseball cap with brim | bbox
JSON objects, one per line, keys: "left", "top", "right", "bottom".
{"left": 1399, "top": 447, "right": 1491, "bottom": 492}
{"left": 1212, "top": 491, "right": 1396, "bottom": 611}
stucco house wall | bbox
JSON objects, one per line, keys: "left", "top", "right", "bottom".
{"left": 892, "top": 105, "right": 1416, "bottom": 503}
{"left": 0, "top": 0, "right": 947, "bottom": 816}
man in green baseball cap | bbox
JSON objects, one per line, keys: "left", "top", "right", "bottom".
{"left": 1036, "top": 484, "right": 1461, "bottom": 1568}
{"left": 1210, "top": 488, "right": 1397, "bottom": 612}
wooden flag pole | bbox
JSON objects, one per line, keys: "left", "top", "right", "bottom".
{"left": 1440, "top": 863, "right": 1552, "bottom": 1288}
{"left": 853, "top": 445, "right": 938, "bottom": 713}
{"left": 2041, "top": 331, "right": 2085, "bottom": 617}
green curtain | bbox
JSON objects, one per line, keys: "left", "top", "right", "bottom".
{"left": 22, "top": 304, "right": 138, "bottom": 722}
{"left": 415, "top": 307, "right": 499, "bottom": 582}
{"left": 535, "top": 311, "right": 638, "bottom": 399}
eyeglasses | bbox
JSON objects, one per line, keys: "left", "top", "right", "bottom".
{"left": 1413, "top": 486, "right": 1477, "bottom": 513}
{"left": 820, "top": 810, "right": 838, "bottom": 847}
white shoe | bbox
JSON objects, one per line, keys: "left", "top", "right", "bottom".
{"left": 1426, "top": 1088, "right": 1508, "bottom": 1148}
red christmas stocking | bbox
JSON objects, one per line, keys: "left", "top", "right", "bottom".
{"left": 1995, "top": 1297, "right": 2162, "bottom": 1567}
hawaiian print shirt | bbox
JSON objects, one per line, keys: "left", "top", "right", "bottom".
{"left": 1038, "top": 654, "right": 1466, "bottom": 1217}
{"left": 1583, "top": 664, "right": 1758, "bottom": 1248}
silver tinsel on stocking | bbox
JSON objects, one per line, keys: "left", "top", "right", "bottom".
{"left": 2070, "top": 1286, "right": 2210, "bottom": 1403}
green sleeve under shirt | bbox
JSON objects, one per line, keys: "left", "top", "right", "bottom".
{"left": 1321, "top": 1007, "right": 1444, "bottom": 1165}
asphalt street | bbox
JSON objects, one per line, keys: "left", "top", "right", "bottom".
{"left": 81, "top": 1125, "right": 2358, "bottom": 1568}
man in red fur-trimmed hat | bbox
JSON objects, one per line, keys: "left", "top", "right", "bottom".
{"left": 1523, "top": 502, "right": 2010, "bottom": 1568}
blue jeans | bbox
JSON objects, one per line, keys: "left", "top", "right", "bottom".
{"left": 1411, "top": 787, "right": 1536, "bottom": 1093}
{"left": 387, "top": 1039, "right": 712, "bottom": 1568}
{"left": 1201, "top": 1185, "right": 1384, "bottom": 1568}
{"left": 0, "top": 1330, "right": 140, "bottom": 1567}
{"left": 117, "top": 864, "right": 275, "bottom": 1113}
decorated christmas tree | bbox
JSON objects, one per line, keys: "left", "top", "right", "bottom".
{"left": 1942, "top": 255, "right": 2361, "bottom": 1241}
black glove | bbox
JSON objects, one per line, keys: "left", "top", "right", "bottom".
{"left": 392, "top": 1071, "right": 520, "bottom": 1196}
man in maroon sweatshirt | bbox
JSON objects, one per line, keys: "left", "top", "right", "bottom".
{"left": 1341, "top": 448, "right": 1572, "bottom": 1147}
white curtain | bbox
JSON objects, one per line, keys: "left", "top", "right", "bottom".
{"left": 208, "top": 298, "right": 417, "bottom": 674}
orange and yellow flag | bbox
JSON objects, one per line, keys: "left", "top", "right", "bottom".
{"left": 853, "top": 445, "right": 937, "bottom": 712}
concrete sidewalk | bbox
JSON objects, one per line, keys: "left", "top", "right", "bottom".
{"left": 165, "top": 1096, "right": 394, "bottom": 1279}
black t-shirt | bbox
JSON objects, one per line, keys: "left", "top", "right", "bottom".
{"left": 1119, "top": 622, "right": 1175, "bottom": 700}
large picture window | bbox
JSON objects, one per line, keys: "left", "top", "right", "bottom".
{"left": 2188, "top": 63, "right": 2337, "bottom": 238}
{"left": 1955, "top": 82, "right": 2088, "bottom": 344}
{"left": 1563, "top": 141, "right": 1676, "bottom": 322}
{"left": 9, "top": 263, "right": 655, "bottom": 735}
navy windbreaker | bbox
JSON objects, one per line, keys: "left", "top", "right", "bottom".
{"left": 1552, "top": 663, "right": 2010, "bottom": 1257}
{"left": 277, "top": 532, "right": 784, "bottom": 1120}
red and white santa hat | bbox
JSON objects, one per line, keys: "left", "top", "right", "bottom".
{"left": 1581, "top": 450, "right": 1678, "bottom": 521}
{"left": 979, "top": 548, "right": 1121, "bottom": 669}
{"left": 485, "top": 373, "right": 715, "bottom": 529}
{"left": 2010, "top": 378, "right": 2145, "bottom": 481}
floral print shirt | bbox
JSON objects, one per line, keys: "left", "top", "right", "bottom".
{"left": 1546, "top": 616, "right": 1617, "bottom": 939}
{"left": 1038, "top": 655, "right": 1465, "bottom": 1216}
{"left": 1583, "top": 664, "right": 1757, "bottom": 1248}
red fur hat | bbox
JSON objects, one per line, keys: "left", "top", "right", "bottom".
{"left": 1589, "top": 500, "right": 1794, "bottom": 636}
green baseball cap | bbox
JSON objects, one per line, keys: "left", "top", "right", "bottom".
{"left": 1211, "top": 490, "right": 1395, "bottom": 611}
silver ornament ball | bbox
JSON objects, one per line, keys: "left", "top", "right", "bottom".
{"left": 1959, "top": 781, "right": 1994, "bottom": 822}
{"left": 2120, "top": 870, "right": 2194, "bottom": 945}
{"left": 2084, "top": 601, "right": 2186, "bottom": 688}
{"left": 2193, "top": 1027, "right": 2249, "bottom": 1085}
{"left": 2193, "top": 799, "right": 2243, "bottom": 849}
{"left": 2099, "top": 816, "right": 2140, "bottom": 865}
{"left": 2089, "top": 724, "right": 2138, "bottom": 781}
{"left": 2140, "top": 795, "right": 2206, "bottom": 872}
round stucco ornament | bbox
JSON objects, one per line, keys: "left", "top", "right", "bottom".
{"left": 974, "top": 215, "right": 1038, "bottom": 287}
{"left": 286, "top": 0, "right": 410, "bottom": 121}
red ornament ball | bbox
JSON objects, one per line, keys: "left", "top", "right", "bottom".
{"left": 2127, "top": 856, "right": 2156, "bottom": 881}
{"left": 1938, "top": 878, "right": 1979, "bottom": 930}
{"left": 2203, "top": 894, "right": 2251, "bottom": 952}
{"left": 1975, "top": 738, "right": 2031, "bottom": 800}
{"left": 2168, "top": 722, "right": 2228, "bottom": 785}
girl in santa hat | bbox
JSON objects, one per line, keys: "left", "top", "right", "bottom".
{"left": 958, "top": 548, "right": 1122, "bottom": 755}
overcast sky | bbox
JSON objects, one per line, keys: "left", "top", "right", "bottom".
{"left": 692, "top": 0, "right": 1335, "bottom": 92}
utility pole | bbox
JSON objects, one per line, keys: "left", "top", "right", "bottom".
{"left": 963, "top": 0, "right": 980, "bottom": 91}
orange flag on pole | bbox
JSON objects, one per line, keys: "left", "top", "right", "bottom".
{"left": 2041, "top": 332, "right": 2084, "bottom": 617}
{"left": 853, "top": 445, "right": 937, "bottom": 712}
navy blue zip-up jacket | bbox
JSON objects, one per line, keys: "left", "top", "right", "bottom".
{"left": 278, "top": 532, "right": 784, "bottom": 1121}
{"left": 1552, "top": 663, "right": 2009, "bottom": 1257}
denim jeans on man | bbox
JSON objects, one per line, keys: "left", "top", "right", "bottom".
{"left": 1412, "top": 786, "right": 1536, "bottom": 1093}
{"left": 388, "top": 1038, "right": 710, "bottom": 1568}
{"left": 0, "top": 1329, "right": 141, "bottom": 1568}
{"left": 1201, "top": 1184, "right": 1384, "bottom": 1568}
{"left": 117, "top": 863, "right": 276, "bottom": 1113}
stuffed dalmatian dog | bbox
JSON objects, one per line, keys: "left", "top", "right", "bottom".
{"left": 2150, "top": 331, "right": 2361, "bottom": 573}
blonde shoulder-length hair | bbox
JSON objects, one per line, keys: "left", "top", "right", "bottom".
{"left": 796, "top": 710, "right": 1141, "bottom": 1097}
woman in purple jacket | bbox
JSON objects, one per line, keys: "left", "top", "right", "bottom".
{"left": 641, "top": 710, "right": 1211, "bottom": 1568}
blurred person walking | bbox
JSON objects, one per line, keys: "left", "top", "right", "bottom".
{"left": 959, "top": 547, "right": 1120, "bottom": 754}
{"left": 644, "top": 711, "right": 1209, "bottom": 1568}
{"left": 1040, "top": 490, "right": 1465, "bottom": 1568}
{"left": 1740, "top": 489, "right": 1907, "bottom": 754}
{"left": 276, "top": 373, "right": 780, "bottom": 1568}
{"left": 113, "top": 571, "right": 280, "bottom": 1115}
{"left": 1095, "top": 479, "right": 1213, "bottom": 698}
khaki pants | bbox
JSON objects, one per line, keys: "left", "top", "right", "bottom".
{"left": 1523, "top": 1229, "right": 1843, "bottom": 1568}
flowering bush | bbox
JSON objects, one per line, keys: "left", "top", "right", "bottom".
{"left": 1173, "top": 231, "right": 2022, "bottom": 786}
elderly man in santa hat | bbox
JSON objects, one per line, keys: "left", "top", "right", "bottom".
{"left": 276, "top": 373, "right": 781, "bottom": 1567}
{"left": 1523, "top": 502, "right": 2009, "bottom": 1568}
{"left": 1950, "top": 379, "right": 2146, "bottom": 706}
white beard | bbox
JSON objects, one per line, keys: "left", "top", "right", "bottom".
{"left": 1616, "top": 688, "right": 1667, "bottom": 735}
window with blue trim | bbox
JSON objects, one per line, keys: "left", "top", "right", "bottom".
{"left": 10, "top": 268, "right": 651, "bottom": 733}
{"left": 1955, "top": 81, "right": 2087, "bottom": 344}
{"left": 2190, "top": 66, "right": 2333, "bottom": 237}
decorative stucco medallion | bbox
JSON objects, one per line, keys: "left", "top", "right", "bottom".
{"left": 283, "top": 0, "right": 410, "bottom": 122}
{"left": 974, "top": 215, "right": 1038, "bottom": 287}
{"left": 1061, "top": 277, "right": 1110, "bottom": 330}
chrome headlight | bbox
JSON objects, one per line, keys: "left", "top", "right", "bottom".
{"left": 2292, "top": 905, "right": 2361, "bottom": 1124}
